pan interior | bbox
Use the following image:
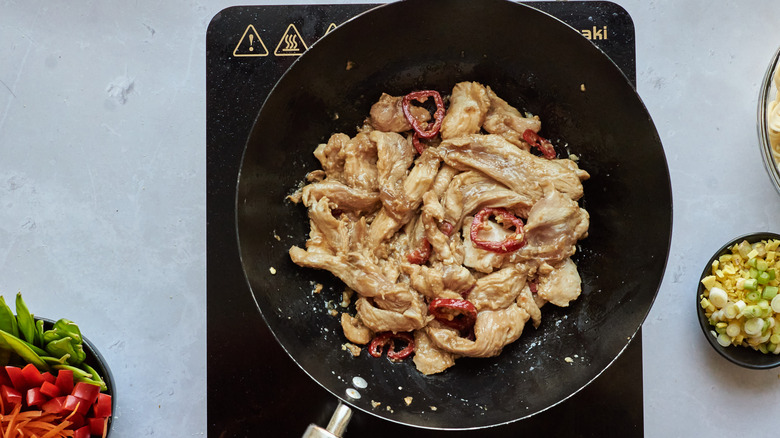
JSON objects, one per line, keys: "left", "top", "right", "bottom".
{"left": 236, "top": 0, "right": 671, "bottom": 429}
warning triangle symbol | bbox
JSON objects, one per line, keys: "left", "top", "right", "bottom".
{"left": 274, "top": 24, "right": 308, "bottom": 57}
{"left": 233, "top": 25, "right": 268, "bottom": 57}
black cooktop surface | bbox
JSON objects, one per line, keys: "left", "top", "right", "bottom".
{"left": 207, "top": 3, "right": 642, "bottom": 437}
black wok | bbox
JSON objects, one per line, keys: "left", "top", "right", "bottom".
{"left": 236, "top": 0, "right": 672, "bottom": 430}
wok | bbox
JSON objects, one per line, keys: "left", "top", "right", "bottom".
{"left": 236, "top": 0, "right": 672, "bottom": 430}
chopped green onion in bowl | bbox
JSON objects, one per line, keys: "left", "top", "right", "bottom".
{"left": 697, "top": 232, "right": 780, "bottom": 369}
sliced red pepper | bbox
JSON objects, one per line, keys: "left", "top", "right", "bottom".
{"left": 469, "top": 207, "right": 526, "bottom": 253}
{"left": 55, "top": 369, "right": 74, "bottom": 395}
{"left": 522, "top": 129, "right": 556, "bottom": 159}
{"left": 26, "top": 387, "right": 46, "bottom": 407}
{"left": 40, "top": 380, "right": 62, "bottom": 398}
{"left": 428, "top": 298, "right": 478, "bottom": 332}
{"left": 1, "top": 384, "right": 22, "bottom": 406}
{"left": 407, "top": 238, "right": 431, "bottom": 264}
{"left": 402, "top": 90, "right": 445, "bottom": 143}
{"left": 368, "top": 332, "right": 415, "bottom": 360}
{"left": 438, "top": 220, "right": 455, "bottom": 237}
{"left": 93, "top": 393, "right": 112, "bottom": 418}
{"left": 529, "top": 282, "right": 538, "bottom": 294}
{"left": 21, "top": 363, "right": 45, "bottom": 388}
{"left": 71, "top": 382, "right": 101, "bottom": 406}
{"left": 89, "top": 417, "right": 109, "bottom": 437}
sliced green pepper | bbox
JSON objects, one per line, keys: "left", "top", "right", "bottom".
{"left": 15, "top": 292, "right": 36, "bottom": 344}
{"left": 0, "top": 329, "right": 48, "bottom": 369}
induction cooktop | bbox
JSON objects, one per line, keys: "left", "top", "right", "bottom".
{"left": 206, "top": 3, "right": 643, "bottom": 436}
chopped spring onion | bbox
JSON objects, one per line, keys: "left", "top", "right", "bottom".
{"left": 701, "top": 238, "right": 780, "bottom": 354}
{"left": 742, "top": 305, "right": 762, "bottom": 319}
{"left": 763, "top": 285, "right": 779, "bottom": 300}
{"left": 745, "top": 318, "right": 765, "bottom": 336}
{"left": 708, "top": 287, "right": 728, "bottom": 308}
{"left": 772, "top": 295, "right": 780, "bottom": 313}
{"left": 726, "top": 322, "right": 742, "bottom": 337}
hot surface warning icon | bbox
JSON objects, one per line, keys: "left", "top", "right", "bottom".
{"left": 233, "top": 25, "right": 268, "bottom": 57}
{"left": 274, "top": 24, "right": 307, "bottom": 56}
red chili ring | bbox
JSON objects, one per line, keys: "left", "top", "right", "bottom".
{"left": 402, "top": 90, "right": 446, "bottom": 141}
{"left": 428, "top": 298, "right": 478, "bottom": 332}
{"left": 522, "top": 129, "right": 557, "bottom": 159}
{"left": 368, "top": 332, "right": 415, "bottom": 360}
{"left": 469, "top": 207, "right": 526, "bottom": 253}
{"left": 406, "top": 238, "right": 432, "bottom": 265}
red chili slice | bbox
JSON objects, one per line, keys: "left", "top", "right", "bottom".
{"left": 368, "top": 332, "right": 415, "bottom": 360}
{"left": 522, "top": 129, "right": 557, "bottom": 159}
{"left": 402, "top": 90, "right": 446, "bottom": 144}
{"left": 428, "top": 298, "right": 478, "bottom": 332}
{"left": 469, "top": 207, "right": 526, "bottom": 253}
{"left": 411, "top": 132, "right": 427, "bottom": 155}
{"left": 438, "top": 220, "right": 455, "bottom": 237}
{"left": 407, "top": 238, "right": 431, "bottom": 264}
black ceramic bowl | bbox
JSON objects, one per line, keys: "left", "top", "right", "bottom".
{"left": 697, "top": 232, "right": 780, "bottom": 369}
{"left": 39, "top": 318, "right": 115, "bottom": 436}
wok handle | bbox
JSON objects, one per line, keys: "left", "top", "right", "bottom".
{"left": 302, "top": 402, "right": 353, "bottom": 438}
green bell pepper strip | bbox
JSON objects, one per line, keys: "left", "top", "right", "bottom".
{"left": 15, "top": 292, "right": 36, "bottom": 344}
{"left": 0, "top": 297, "right": 19, "bottom": 338}
{"left": 0, "top": 329, "right": 48, "bottom": 370}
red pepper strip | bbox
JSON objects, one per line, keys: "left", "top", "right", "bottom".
{"left": 428, "top": 298, "right": 478, "bottom": 332}
{"left": 438, "top": 220, "right": 455, "bottom": 237}
{"left": 469, "top": 207, "right": 526, "bottom": 253}
{"left": 402, "top": 90, "right": 446, "bottom": 140}
{"left": 368, "top": 332, "right": 415, "bottom": 360}
{"left": 411, "top": 132, "right": 426, "bottom": 154}
{"left": 407, "top": 238, "right": 431, "bottom": 264}
{"left": 522, "top": 129, "right": 556, "bottom": 159}
{"left": 529, "top": 282, "right": 538, "bottom": 294}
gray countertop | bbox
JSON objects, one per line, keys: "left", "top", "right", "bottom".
{"left": 2, "top": 0, "right": 780, "bottom": 436}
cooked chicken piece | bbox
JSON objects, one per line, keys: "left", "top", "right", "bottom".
{"left": 405, "top": 263, "right": 475, "bottom": 300}
{"left": 431, "top": 164, "right": 459, "bottom": 198}
{"left": 553, "top": 158, "right": 590, "bottom": 181}
{"left": 426, "top": 303, "right": 530, "bottom": 357}
{"left": 517, "top": 284, "right": 542, "bottom": 328}
{"left": 340, "top": 313, "right": 372, "bottom": 345}
{"left": 420, "top": 191, "right": 459, "bottom": 265}
{"left": 369, "top": 93, "right": 431, "bottom": 133}
{"left": 442, "top": 171, "right": 534, "bottom": 227}
{"left": 440, "top": 82, "right": 491, "bottom": 139}
{"left": 355, "top": 295, "right": 430, "bottom": 333}
{"left": 412, "top": 329, "right": 457, "bottom": 375}
{"left": 482, "top": 86, "right": 542, "bottom": 149}
{"left": 536, "top": 258, "right": 582, "bottom": 307}
{"left": 343, "top": 132, "right": 379, "bottom": 191}
{"left": 288, "top": 247, "right": 413, "bottom": 312}
{"left": 302, "top": 181, "right": 379, "bottom": 213}
{"left": 313, "top": 133, "right": 350, "bottom": 179}
{"left": 513, "top": 184, "right": 589, "bottom": 266}
{"left": 461, "top": 217, "right": 510, "bottom": 273}
{"left": 468, "top": 266, "right": 527, "bottom": 311}
{"left": 437, "top": 134, "right": 584, "bottom": 201}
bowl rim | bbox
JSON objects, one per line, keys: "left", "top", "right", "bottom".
{"left": 757, "top": 45, "right": 780, "bottom": 196}
{"left": 696, "top": 232, "right": 780, "bottom": 369}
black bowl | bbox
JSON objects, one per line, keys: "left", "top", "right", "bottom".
{"left": 39, "top": 318, "right": 115, "bottom": 436}
{"left": 696, "top": 232, "right": 780, "bottom": 369}
{"left": 237, "top": 0, "right": 672, "bottom": 429}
